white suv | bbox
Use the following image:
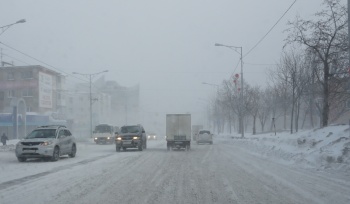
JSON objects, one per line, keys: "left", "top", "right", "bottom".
{"left": 15, "top": 125, "right": 77, "bottom": 162}
{"left": 196, "top": 130, "right": 213, "bottom": 144}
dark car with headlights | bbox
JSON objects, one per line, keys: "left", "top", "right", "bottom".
{"left": 15, "top": 125, "right": 77, "bottom": 162}
{"left": 115, "top": 125, "right": 147, "bottom": 152}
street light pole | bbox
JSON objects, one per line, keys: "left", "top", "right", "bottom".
{"left": 215, "top": 43, "right": 244, "bottom": 137}
{"left": 348, "top": 0, "right": 350, "bottom": 66}
{"left": 0, "top": 19, "right": 26, "bottom": 36}
{"left": 202, "top": 82, "right": 220, "bottom": 134}
{"left": 73, "top": 70, "right": 108, "bottom": 138}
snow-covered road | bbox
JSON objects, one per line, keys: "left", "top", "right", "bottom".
{"left": 1, "top": 137, "right": 350, "bottom": 204}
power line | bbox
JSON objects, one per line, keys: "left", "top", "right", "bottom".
{"left": 0, "top": 41, "right": 89, "bottom": 83}
{"left": 1, "top": 53, "right": 31, "bottom": 65}
{"left": 243, "top": 0, "right": 297, "bottom": 58}
{"left": 245, "top": 62, "right": 279, "bottom": 66}
{"left": 0, "top": 41, "right": 107, "bottom": 93}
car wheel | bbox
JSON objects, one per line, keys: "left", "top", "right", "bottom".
{"left": 144, "top": 141, "right": 147, "bottom": 149}
{"left": 116, "top": 145, "right": 121, "bottom": 152}
{"left": 51, "top": 146, "right": 60, "bottom": 162}
{"left": 17, "top": 157, "right": 26, "bottom": 162}
{"left": 68, "top": 144, "right": 76, "bottom": 158}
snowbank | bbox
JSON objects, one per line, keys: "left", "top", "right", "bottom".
{"left": 217, "top": 125, "right": 350, "bottom": 173}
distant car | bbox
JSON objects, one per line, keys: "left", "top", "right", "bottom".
{"left": 93, "top": 124, "right": 116, "bottom": 144}
{"left": 15, "top": 125, "right": 77, "bottom": 162}
{"left": 147, "top": 133, "right": 157, "bottom": 140}
{"left": 115, "top": 124, "right": 147, "bottom": 152}
{"left": 196, "top": 130, "right": 213, "bottom": 144}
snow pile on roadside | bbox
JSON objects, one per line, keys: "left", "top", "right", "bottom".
{"left": 0, "top": 140, "right": 18, "bottom": 152}
{"left": 222, "top": 125, "right": 350, "bottom": 172}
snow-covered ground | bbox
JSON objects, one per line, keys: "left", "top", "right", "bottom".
{"left": 218, "top": 124, "right": 350, "bottom": 174}
{"left": 0, "top": 126, "right": 349, "bottom": 204}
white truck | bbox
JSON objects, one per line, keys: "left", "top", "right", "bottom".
{"left": 166, "top": 114, "right": 191, "bottom": 151}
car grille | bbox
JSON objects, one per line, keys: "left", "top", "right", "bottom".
{"left": 23, "top": 148, "right": 38, "bottom": 150}
{"left": 21, "top": 142, "right": 41, "bottom": 146}
{"left": 122, "top": 136, "right": 134, "bottom": 140}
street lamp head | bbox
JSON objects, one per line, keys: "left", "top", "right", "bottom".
{"left": 214, "top": 43, "right": 224, "bottom": 46}
{"left": 16, "top": 19, "right": 26, "bottom": 24}
{"left": 103, "top": 70, "right": 109, "bottom": 73}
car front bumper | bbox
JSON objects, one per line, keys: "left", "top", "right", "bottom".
{"left": 116, "top": 139, "right": 141, "bottom": 148}
{"left": 15, "top": 145, "right": 55, "bottom": 158}
{"left": 94, "top": 137, "right": 115, "bottom": 144}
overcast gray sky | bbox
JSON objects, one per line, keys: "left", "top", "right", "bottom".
{"left": 0, "top": 0, "right": 342, "bottom": 128}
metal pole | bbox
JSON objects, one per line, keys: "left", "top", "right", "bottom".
{"left": 89, "top": 75, "right": 93, "bottom": 138}
{"left": 348, "top": 0, "right": 350, "bottom": 66}
{"left": 240, "top": 47, "right": 244, "bottom": 137}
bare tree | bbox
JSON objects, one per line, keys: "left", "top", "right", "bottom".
{"left": 258, "top": 88, "right": 274, "bottom": 132}
{"left": 245, "top": 85, "right": 260, "bottom": 135}
{"left": 285, "top": 0, "right": 348, "bottom": 127}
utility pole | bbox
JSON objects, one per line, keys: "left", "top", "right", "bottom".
{"left": 73, "top": 70, "right": 108, "bottom": 138}
{"left": 239, "top": 47, "right": 244, "bottom": 137}
{"left": 348, "top": 0, "right": 350, "bottom": 67}
{"left": 89, "top": 75, "right": 93, "bottom": 138}
{"left": 215, "top": 43, "right": 244, "bottom": 137}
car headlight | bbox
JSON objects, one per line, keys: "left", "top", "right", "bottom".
{"left": 133, "top": 136, "right": 140, "bottom": 140}
{"left": 153, "top": 136, "right": 156, "bottom": 138}
{"left": 16, "top": 142, "right": 22, "bottom": 147}
{"left": 116, "top": 137, "right": 122, "bottom": 140}
{"left": 94, "top": 137, "right": 97, "bottom": 140}
{"left": 147, "top": 136, "right": 150, "bottom": 139}
{"left": 40, "top": 141, "right": 53, "bottom": 146}
{"left": 107, "top": 137, "right": 110, "bottom": 139}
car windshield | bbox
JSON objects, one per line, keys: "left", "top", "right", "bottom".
{"left": 199, "top": 130, "right": 210, "bottom": 134}
{"left": 25, "top": 129, "right": 56, "bottom": 139}
{"left": 120, "top": 126, "right": 140, "bottom": 133}
{"left": 94, "top": 125, "right": 112, "bottom": 133}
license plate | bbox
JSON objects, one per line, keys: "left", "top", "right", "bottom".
{"left": 123, "top": 141, "right": 131, "bottom": 145}
{"left": 23, "top": 150, "right": 35, "bottom": 153}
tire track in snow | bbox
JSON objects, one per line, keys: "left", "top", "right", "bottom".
{"left": 0, "top": 153, "right": 114, "bottom": 191}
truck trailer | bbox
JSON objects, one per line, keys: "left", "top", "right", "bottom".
{"left": 166, "top": 114, "right": 191, "bottom": 151}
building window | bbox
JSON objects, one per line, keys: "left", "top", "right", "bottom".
{"left": 22, "top": 89, "right": 33, "bottom": 97}
{"left": 8, "top": 90, "right": 15, "bottom": 98}
{"left": 7, "top": 72, "right": 14, "bottom": 80}
{"left": 21, "top": 71, "right": 33, "bottom": 79}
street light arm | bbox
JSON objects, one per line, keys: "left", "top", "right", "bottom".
{"left": 202, "top": 82, "right": 219, "bottom": 87}
{"left": 215, "top": 43, "right": 241, "bottom": 55}
{"left": 0, "top": 19, "right": 26, "bottom": 36}
{"left": 72, "top": 70, "right": 108, "bottom": 77}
